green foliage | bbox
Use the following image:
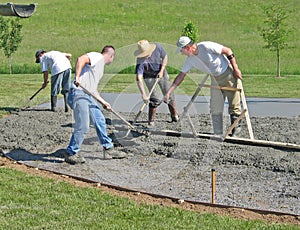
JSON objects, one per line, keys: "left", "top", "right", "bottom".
{"left": 258, "top": 2, "right": 292, "bottom": 77}
{"left": 181, "top": 21, "right": 199, "bottom": 43}
{"left": 259, "top": 3, "right": 290, "bottom": 51}
{"left": 0, "top": 16, "right": 23, "bottom": 74}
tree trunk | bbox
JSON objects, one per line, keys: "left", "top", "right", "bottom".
{"left": 8, "top": 55, "right": 12, "bottom": 74}
{"left": 276, "top": 49, "right": 280, "bottom": 78}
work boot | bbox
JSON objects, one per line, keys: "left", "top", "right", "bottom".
{"left": 65, "top": 153, "right": 85, "bottom": 164}
{"left": 168, "top": 100, "right": 179, "bottom": 122}
{"left": 51, "top": 96, "right": 57, "bottom": 112}
{"left": 63, "top": 93, "right": 69, "bottom": 112}
{"left": 212, "top": 114, "right": 223, "bottom": 135}
{"left": 103, "top": 147, "right": 127, "bottom": 159}
{"left": 230, "top": 114, "right": 242, "bottom": 136}
{"left": 148, "top": 107, "right": 157, "bottom": 126}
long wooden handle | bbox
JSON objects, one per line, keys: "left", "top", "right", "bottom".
{"left": 174, "top": 74, "right": 209, "bottom": 129}
{"left": 19, "top": 86, "right": 44, "bottom": 110}
{"left": 78, "top": 83, "right": 136, "bottom": 130}
{"left": 133, "top": 77, "right": 160, "bottom": 123}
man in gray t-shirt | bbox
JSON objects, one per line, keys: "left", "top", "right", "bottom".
{"left": 165, "top": 36, "right": 243, "bottom": 136}
{"left": 134, "top": 40, "right": 178, "bottom": 126}
{"left": 65, "top": 46, "right": 127, "bottom": 164}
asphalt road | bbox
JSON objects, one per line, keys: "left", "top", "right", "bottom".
{"left": 50, "top": 93, "right": 300, "bottom": 118}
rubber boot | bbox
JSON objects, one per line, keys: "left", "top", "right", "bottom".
{"left": 168, "top": 100, "right": 179, "bottom": 122}
{"left": 63, "top": 93, "right": 69, "bottom": 112}
{"left": 211, "top": 114, "right": 223, "bottom": 135}
{"left": 148, "top": 107, "right": 157, "bottom": 126}
{"left": 51, "top": 96, "right": 57, "bottom": 112}
{"left": 230, "top": 114, "right": 242, "bottom": 136}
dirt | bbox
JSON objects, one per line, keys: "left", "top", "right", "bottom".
{"left": 0, "top": 107, "right": 299, "bottom": 226}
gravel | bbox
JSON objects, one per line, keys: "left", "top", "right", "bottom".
{"left": 0, "top": 108, "right": 299, "bottom": 215}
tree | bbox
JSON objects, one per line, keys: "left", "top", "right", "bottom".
{"left": 181, "top": 21, "right": 198, "bottom": 43}
{"left": 258, "top": 2, "right": 291, "bottom": 78}
{"left": 0, "top": 16, "right": 23, "bottom": 74}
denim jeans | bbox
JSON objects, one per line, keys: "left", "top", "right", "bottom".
{"left": 66, "top": 88, "right": 113, "bottom": 155}
{"left": 51, "top": 68, "right": 71, "bottom": 96}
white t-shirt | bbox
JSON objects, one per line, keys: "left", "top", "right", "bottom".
{"left": 40, "top": 51, "right": 71, "bottom": 75}
{"left": 77, "top": 52, "right": 105, "bottom": 95}
{"left": 181, "top": 41, "right": 229, "bottom": 76}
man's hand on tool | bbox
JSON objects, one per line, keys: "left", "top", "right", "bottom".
{"left": 233, "top": 68, "right": 242, "bottom": 80}
{"left": 74, "top": 77, "right": 80, "bottom": 87}
{"left": 41, "top": 81, "right": 49, "bottom": 89}
{"left": 163, "top": 93, "right": 170, "bottom": 104}
{"left": 142, "top": 93, "right": 150, "bottom": 103}
{"left": 157, "top": 71, "right": 164, "bottom": 79}
{"left": 102, "top": 101, "right": 112, "bottom": 111}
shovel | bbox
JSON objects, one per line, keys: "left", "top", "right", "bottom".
{"left": 19, "top": 85, "right": 45, "bottom": 110}
{"left": 133, "top": 75, "right": 160, "bottom": 124}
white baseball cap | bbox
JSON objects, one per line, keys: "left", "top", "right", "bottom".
{"left": 176, "top": 36, "right": 192, "bottom": 53}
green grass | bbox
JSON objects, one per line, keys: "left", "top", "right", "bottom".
{"left": 0, "top": 167, "right": 297, "bottom": 229}
{"left": 0, "top": 0, "right": 300, "bottom": 75}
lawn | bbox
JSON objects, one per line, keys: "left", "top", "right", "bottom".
{"left": 0, "top": 0, "right": 300, "bottom": 75}
{"left": 0, "top": 167, "right": 298, "bottom": 229}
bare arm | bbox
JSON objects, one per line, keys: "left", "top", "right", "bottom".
{"left": 222, "top": 46, "right": 242, "bottom": 80}
{"left": 42, "top": 71, "right": 49, "bottom": 88}
{"left": 136, "top": 74, "right": 148, "bottom": 101}
{"left": 163, "top": 72, "right": 186, "bottom": 103}
{"left": 158, "top": 55, "right": 168, "bottom": 78}
{"left": 94, "top": 94, "right": 111, "bottom": 111}
{"left": 74, "top": 54, "right": 90, "bottom": 84}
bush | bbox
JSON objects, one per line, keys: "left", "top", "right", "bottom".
{"left": 181, "top": 21, "right": 199, "bottom": 43}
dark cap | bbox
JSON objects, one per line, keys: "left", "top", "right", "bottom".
{"left": 35, "top": 49, "right": 45, "bottom": 63}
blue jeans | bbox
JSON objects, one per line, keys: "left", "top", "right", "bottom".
{"left": 66, "top": 89, "right": 113, "bottom": 155}
{"left": 51, "top": 68, "right": 71, "bottom": 96}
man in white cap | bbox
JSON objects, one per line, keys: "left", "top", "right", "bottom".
{"left": 164, "top": 36, "right": 243, "bottom": 136}
{"left": 35, "top": 49, "right": 72, "bottom": 112}
{"left": 134, "top": 39, "right": 178, "bottom": 126}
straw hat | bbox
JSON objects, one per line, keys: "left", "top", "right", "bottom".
{"left": 134, "top": 40, "right": 156, "bottom": 58}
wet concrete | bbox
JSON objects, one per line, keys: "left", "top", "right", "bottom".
{"left": 0, "top": 107, "right": 299, "bottom": 215}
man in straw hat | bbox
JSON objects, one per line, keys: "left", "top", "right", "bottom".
{"left": 134, "top": 39, "right": 179, "bottom": 126}
{"left": 164, "top": 36, "right": 242, "bottom": 136}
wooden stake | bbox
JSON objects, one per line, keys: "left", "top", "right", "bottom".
{"left": 211, "top": 169, "right": 216, "bottom": 204}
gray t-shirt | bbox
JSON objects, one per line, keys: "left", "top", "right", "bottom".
{"left": 72, "top": 52, "right": 104, "bottom": 95}
{"left": 181, "top": 41, "right": 229, "bottom": 76}
{"left": 135, "top": 43, "right": 167, "bottom": 77}
{"left": 40, "top": 51, "right": 71, "bottom": 75}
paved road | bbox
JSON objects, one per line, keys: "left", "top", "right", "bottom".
{"left": 48, "top": 93, "right": 300, "bottom": 118}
